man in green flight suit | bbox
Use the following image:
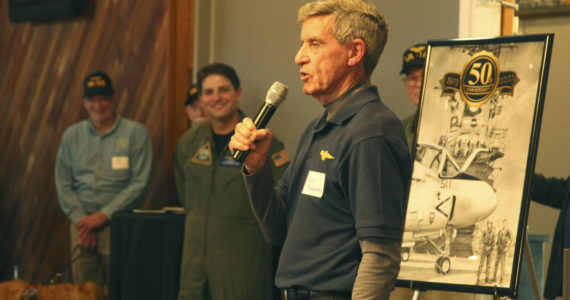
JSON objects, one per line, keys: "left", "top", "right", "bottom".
{"left": 174, "top": 63, "right": 289, "bottom": 300}
{"left": 399, "top": 43, "right": 426, "bottom": 153}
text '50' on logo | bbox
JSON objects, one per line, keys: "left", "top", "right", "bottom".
{"left": 439, "top": 51, "right": 519, "bottom": 108}
{"left": 460, "top": 51, "right": 499, "bottom": 106}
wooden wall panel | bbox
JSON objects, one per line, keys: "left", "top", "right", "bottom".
{"left": 0, "top": 0, "right": 191, "bottom": 284}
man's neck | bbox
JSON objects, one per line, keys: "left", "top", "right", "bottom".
{"left": 315, "top": 72, "right": 367, "bottom": 106}
{"left": 91, "top": 116, "right": 117, "bottom": 135}
{"left": 210, "top": 113, "right": 240, "bottom": 135}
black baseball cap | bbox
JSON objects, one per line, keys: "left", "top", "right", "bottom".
{"left": 400, "top": 43, "right": 427, "bottom": 75}
{"left": 185, "top": 83, "right": 200, "bottom": 106}
{"left": 83, "top": 71, "right": 114, "bottom": 97}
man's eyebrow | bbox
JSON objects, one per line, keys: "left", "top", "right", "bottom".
{"left": 301, "top": 36, "right": 325, "bottom": 43}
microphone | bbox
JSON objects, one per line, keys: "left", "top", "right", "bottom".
{"left": 233, "top": 81, "right": 288, "bottom": 163}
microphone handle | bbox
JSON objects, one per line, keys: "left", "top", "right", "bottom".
{"left": 232, "top": 103, "right": 277, "bottom": 163}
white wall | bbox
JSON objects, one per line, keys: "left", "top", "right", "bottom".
{"left": 197, "top": 0, "right": 459, "bottom": 154}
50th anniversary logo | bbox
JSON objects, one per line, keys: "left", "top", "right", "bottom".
{"left": 440, "top": 51, "right": 520, "bottom": 107}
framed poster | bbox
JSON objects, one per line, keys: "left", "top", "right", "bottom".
{"left": 396, "top": 34, "right": 554, "bottom": 297}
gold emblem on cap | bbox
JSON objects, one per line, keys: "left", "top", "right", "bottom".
{"left": 87, "top": 76, "right": 107, "bottom": 88}
{"left": 404, "top": 45, "right": 427, "bottom": 62}
{"left": 409, "top": 45, "right": 426, "bottom": 56}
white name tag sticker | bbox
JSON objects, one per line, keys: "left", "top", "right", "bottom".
{"left": 301, "top": 171, "right": 325, "bottom": 198}
{"left": 112, "top": 156, "right": 129, "bottom": 170}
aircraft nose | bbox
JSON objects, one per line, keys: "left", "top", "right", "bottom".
{"left": 449, "top": 181, "right": 497, "bottom": 227}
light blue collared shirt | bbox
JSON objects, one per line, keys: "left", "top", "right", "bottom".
{"left": 55, "top": 116, "right": 152, "bottom": 224}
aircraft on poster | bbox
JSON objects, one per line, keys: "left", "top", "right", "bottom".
{"left": 401, "top": 143, "right": 503, "bottom": 274}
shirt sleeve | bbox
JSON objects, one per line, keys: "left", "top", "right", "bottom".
{"left": 174, "top": 137, "right": 187, "bottom": 209}
{"left": 352, "top": 238, "right": 401, "bottom": 300}
{"left": 531, "top": 173, "right": 570, "bottom": 209}
{"left": 344, "top": 137, "right": 407, "bottom": 241}
{"left": 55, "top": 133, "right": 87, "bottom": 224}
{"left": 268, "top": 138, "right": 290, "bottom": 182}
{"left": 244, "top": 161, "right": 289, "bottom": 245}
{"left": 100, "top": 127, "right": 153, "bottom": 219}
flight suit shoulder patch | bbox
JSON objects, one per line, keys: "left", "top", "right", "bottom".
{"left": 271, "top": 149, "right": 290, "bottom": 167}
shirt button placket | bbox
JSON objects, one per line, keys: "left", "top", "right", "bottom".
{"left": 93, "top": 136, "right": 103, "bottom": 198}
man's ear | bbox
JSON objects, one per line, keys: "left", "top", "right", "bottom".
{"left": 236, "top": 88, "right": 243, "bottom": 104}
{"left": 347, "top": 39, "right": 366, "bottom": 67}
{"left": 348, "top": 39, "right": 366, "bottom": 67}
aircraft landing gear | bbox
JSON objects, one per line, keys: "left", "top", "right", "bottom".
{"left": 435, "top": 256, "right": 451, "bottom": 274}
{"left": 401, "top": 247, "right": 410, "bottom": 262}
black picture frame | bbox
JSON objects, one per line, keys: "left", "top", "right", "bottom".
{"left": 395, "top": 34, "right": 554, "bottom": 297}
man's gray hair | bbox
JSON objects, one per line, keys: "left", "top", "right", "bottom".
{"left": 298, "top": 0, "right": 388, "bottom": 76}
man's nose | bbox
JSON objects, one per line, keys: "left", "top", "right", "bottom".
{"left": 294, "top": 45, "right": 308, "bottom": 66}
{"left": 211, "top": 91, "right": 223, "bottom": 101}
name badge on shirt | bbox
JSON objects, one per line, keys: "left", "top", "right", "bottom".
{"left": 112, "top": 156, "right": 129, "bottom": 170}
{"left": 301, "top": 171, "right": 325, "bottom": 198}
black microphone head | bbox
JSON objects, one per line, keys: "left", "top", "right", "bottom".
{"left": 265, "top": 81, "right": 288, "bottom": 107}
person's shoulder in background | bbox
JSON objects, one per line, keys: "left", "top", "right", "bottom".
{"left": 531, "top": 173, "right": 570, "bottom": 208}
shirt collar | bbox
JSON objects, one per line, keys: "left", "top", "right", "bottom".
{"left": 324, "top": 79, "right": 371, "bottom": 121}
{"left": 87, "top": 114, "right": 122, "bottom": 136}
{"left": 314, "top": 81, "right": 379, "bottom": 131}
{"left": 204, "top": 109, "right": 247, "bottom": 137}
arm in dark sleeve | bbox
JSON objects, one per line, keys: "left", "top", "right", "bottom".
{"left": 531, "top": 173, "right": 570, "bottom": 209}
{"left": 347, "top": 137, "right": 408, "bottom": 240}
{"left": 344, "top": 137, "right": 409, "bottom": 297}
{"left": 244, "top": 162, "right": 289, "bottom": 245}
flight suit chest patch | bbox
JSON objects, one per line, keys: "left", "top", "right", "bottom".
{"left": 191, "top": 142, "right": 212, "bottom": 166}
{"left": 220, "top": 153, "right": 241, "bottom": 167}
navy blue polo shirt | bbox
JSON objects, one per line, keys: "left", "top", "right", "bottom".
{"left": 274, "top": 86, "right": 411, "bottom": 292}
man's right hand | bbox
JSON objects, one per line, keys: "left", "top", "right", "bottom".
{"left": 77, "top": 230, "right": 96, "bottom": 250}
{"left": 229, "top": 117, "right": 273, "bottom": 174}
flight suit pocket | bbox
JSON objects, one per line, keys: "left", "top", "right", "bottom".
{"left": 220, "top": 172, "right": 256, "bottom": 222}
{"left": 183, "top": 162, "right": 210, "bottom": 213}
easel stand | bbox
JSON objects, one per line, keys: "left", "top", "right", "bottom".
{"left": 412, "top": 290, "right": 421, "bottom": 300}
{"left": 523, "top": 235, "right": 541, "bottom": 300}
{"left": 408, "top": 236, "right": 540, "bottom": 300}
